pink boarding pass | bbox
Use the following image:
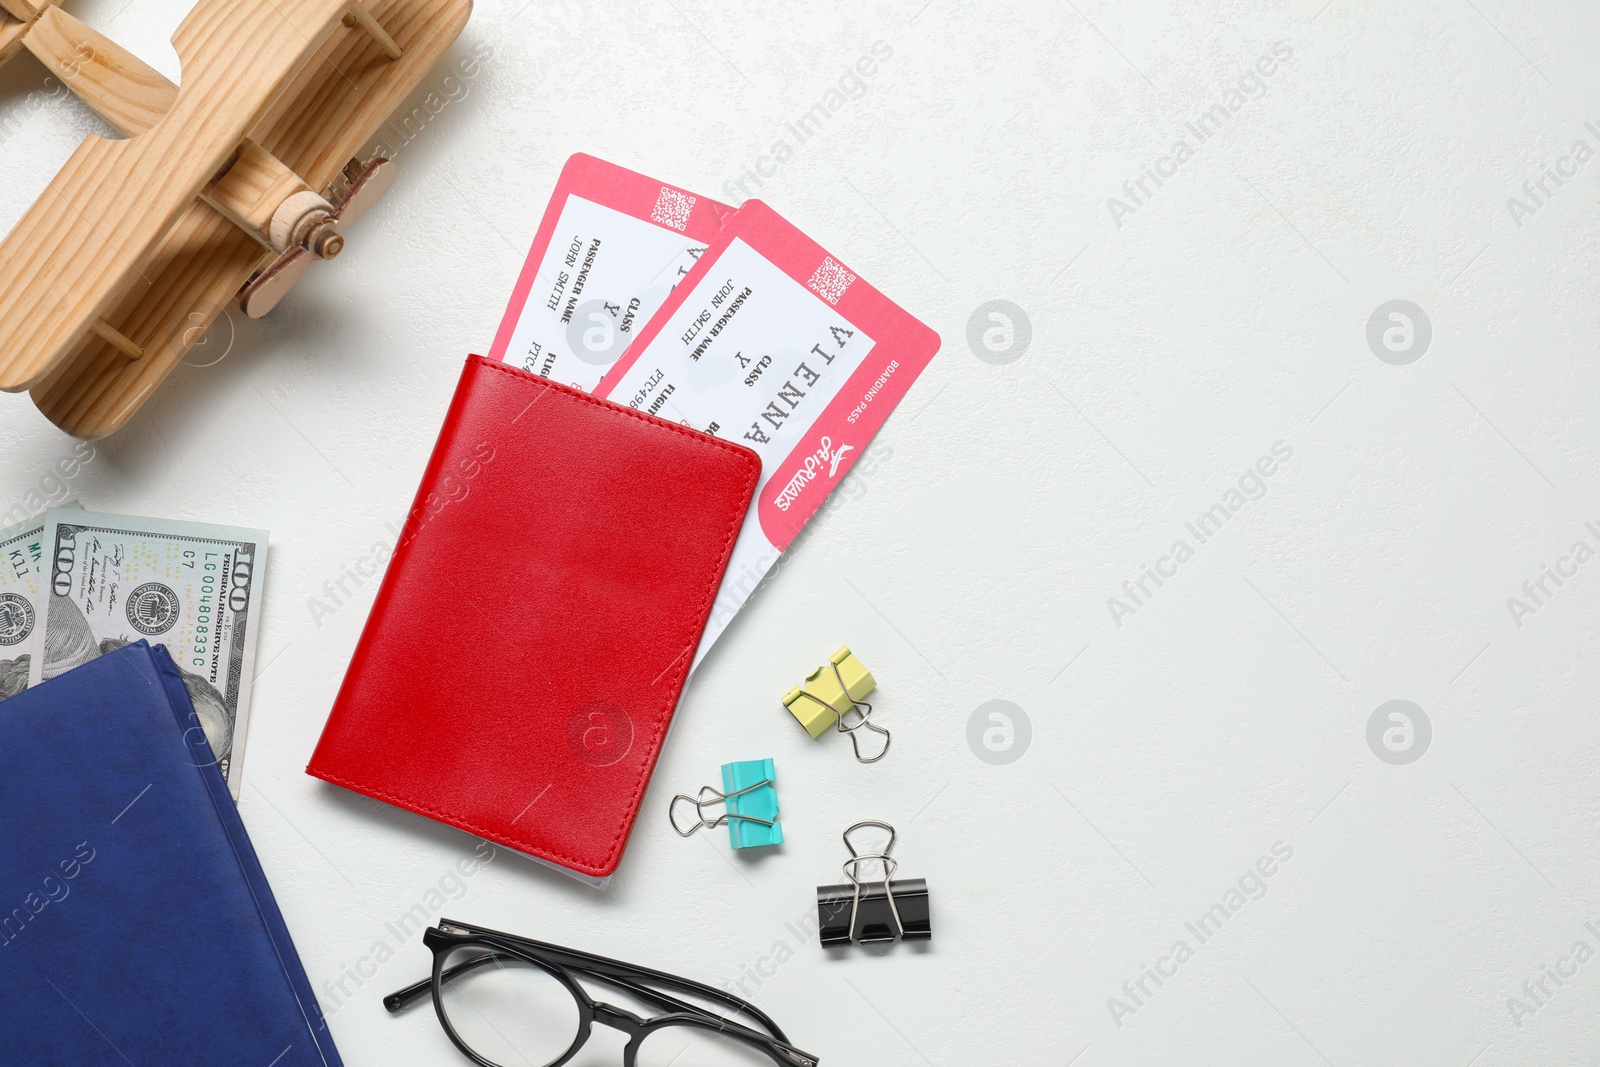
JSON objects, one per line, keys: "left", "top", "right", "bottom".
{"left": 486, "top": 154, "right": 734, "bottom": 391}
{"left": 596, "top": 200, "right": 940, "bottom": 667}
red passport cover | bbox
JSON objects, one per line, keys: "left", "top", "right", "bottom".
{"left": 307, "top": 355, "right": 760, "bottom": 877}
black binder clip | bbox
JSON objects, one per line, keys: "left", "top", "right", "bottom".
{"left": 816, "top": 820, "right": 931, "bottom": 947}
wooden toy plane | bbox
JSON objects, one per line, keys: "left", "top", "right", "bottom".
{"left": 0, "top": 0, "right": 471, "bottom": 438}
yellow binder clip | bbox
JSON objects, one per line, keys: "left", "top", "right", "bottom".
{"left": 781, "top": 646, "right": 890, "bottom": 763}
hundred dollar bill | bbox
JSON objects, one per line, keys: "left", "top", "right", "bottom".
{"left": 0, "top": 502, "right": 81, "bottom": 702}
{"left": 29, "top": 510, "right": 268, "bottom": 796}
{"left": 0, "top": 517, "right": 49, "bottom": 701}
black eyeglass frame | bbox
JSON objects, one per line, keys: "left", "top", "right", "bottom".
{"left": 384, "top": 919, "right": 819, "bottom": 1067}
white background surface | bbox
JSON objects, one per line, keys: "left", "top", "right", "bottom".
{"left": 3, "top": 1, "right": 1599, "bottom": 1064}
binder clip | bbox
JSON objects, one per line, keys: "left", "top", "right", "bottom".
{"left": 816, "top": 820, "right": 931, "bottom": 947}
{"left": 781, "top": 646, "right": 891, "bottom": 763}
{"left": 669, "top": 759, "right": 782, "bottom": 849}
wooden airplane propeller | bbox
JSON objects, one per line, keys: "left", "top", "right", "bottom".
{"left": 239, "top": 155, "right": 399, "bottom": 318}
{"left": 0, "top": 0, "right": 471, "bottom": 438}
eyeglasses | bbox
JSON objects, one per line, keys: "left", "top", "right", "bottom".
{"left": 384, "top": 919, "right": 819, "bottom": 1067}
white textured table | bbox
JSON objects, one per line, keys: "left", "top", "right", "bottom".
{"left": 3, "top": 1, "right": 1598, "bottom": 1063}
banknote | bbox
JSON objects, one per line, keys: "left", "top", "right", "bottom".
{"left": 29, "top": 510, "right": 268, "bottom": 796}
{"left": 0, "top": 502, "right": 82, "bottom": 702}
{"left": 0, "top": 517, "right": 49, "bottom": 701}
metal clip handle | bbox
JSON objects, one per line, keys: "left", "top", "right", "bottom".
{"left": 841, "top": 820, "right": 904, "bottom": 942}
{"left": 792, "top": 659, "right": 891, "bottom": 763}
{"left": 828, "top": 657, "right": 891, "bottom": 762}
{"left": 669, "top": 781, "right": 777, "bottom": 837}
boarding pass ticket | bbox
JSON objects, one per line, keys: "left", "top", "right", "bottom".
{"left": 487, "top": 154, "right": 734, "bottom": 392}
{"left": 596, "top": 199, "right": 940, "bottom": 668}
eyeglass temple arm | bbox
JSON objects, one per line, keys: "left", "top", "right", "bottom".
{"left": 384, "top": 975, "right": 434, "bottom": 1013}
{"left": 527, "top": 940, "right": 791, "bottom": 1042}
{"left": 384, "top": 950, "right": 526, "bottom": 1012}
{"left": 383, "top": 952, "right": 703, "bottom": 1020}
{"left": 576, "top": 968, "right": 801, "bottom": 1052}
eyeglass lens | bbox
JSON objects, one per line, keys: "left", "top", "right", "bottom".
{"left": 437, "top": 946, "right": 582, "bottom": 1067}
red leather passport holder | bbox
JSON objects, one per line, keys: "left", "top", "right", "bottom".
{"left": 307, "top": 355, "right": 760, "bottom": 878}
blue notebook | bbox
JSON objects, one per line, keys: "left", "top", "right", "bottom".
{"left": 0, "top": 641, "right": 341, "bottom": 1067}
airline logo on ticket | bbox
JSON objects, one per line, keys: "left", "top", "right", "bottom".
{"left": 596, "top": 200, "right": 939, "bottom": 664}
{"left": 487, "top": 154, "right": 734, "bottom": 391}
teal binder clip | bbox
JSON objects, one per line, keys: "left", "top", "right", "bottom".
{"left": 669, "top": 758, "right": 782, "bottom": 849}
{"left": 721, "top": 759, "right": 781, "bottom": 849}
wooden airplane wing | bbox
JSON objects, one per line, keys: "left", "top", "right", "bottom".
{"left": 0, "top": 0, "right": 471, "bottom": 438}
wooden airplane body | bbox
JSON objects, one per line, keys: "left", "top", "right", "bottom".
{"left": 0, "top": 0, "right": 471, "bottom": 438}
